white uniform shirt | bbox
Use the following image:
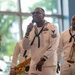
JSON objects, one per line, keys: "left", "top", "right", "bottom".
{"left": 11, "top": 40, "right": 30, "bottom": 68}
{"left": 23, "top": 20, "right": 59, "bottom": 67}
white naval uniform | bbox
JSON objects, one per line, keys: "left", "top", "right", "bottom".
{"left": 57, "top": 26, "right": 75, "bottom": 75}
{"left": 11, "top": 39, "right": 30, "bottom": 75}
{"left": 23, "top": 20, "right": 59, "bottom": 75}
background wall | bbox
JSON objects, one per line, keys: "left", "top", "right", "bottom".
{"left": 62, "top": 0, "right": 75, "bottom": 30}
{"left": 69, "top": 0, "right": 75, "bottom": 25}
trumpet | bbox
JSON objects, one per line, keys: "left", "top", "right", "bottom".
{"left": 14, "top": 58, "right": 31, "bottom": 75}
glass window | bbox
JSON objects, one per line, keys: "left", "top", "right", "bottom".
{"left": 21, "top": 0, "right": 61, "bottom": 14}
{"left": 0, "top": 0, "right": 18, "bottom": 12}
{"left": 0, "top": 15, "right": 20, "bottom": 58}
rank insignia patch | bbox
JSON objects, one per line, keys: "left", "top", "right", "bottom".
{"left": 51, "top": 30, "right": 57, "bottom": 38}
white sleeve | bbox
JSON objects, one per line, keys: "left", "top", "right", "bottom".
{"left": 43, "top": 25, "right": 59, "bottom": 59}
{"left": 11, "top": 42, "right": 20, "bottom": 68}
{"left": 22, "top": 37, "right": 30, "bottom": 50}
{"left": 57, "top": 34, "right": 64, "bottom": 62}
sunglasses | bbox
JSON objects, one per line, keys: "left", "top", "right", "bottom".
{"left": 31, "top": 12, "right": 42, "bottom": 15}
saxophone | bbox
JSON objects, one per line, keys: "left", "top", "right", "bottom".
{"left": 14, "top": 58, "right": 31, "bottom": 75}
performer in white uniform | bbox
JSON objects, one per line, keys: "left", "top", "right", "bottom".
{"left": 23, "top": 7, "right": 59, "bottom": 75}
{"left": 10, "top": 39, "right": 30, "bottom": 75}
{"left": 57, "top": 15, "right": 75, "bottom": 75}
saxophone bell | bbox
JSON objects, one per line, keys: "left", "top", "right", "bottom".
{"left": 25, "top": 65, "right": 30, "bottom": 73}
{"left": 15, "top": 58, "right": 31, "bottom": 75}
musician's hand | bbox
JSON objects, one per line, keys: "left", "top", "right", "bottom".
{"left": 36, "top": 61, "right": 44, "bottom": 71}
{"left": 9, "top": 69, "right": 16, "bottom": 75}
{"left": 36, "top": 58, "right": 46, "bottom": 71}
{"left": 26, "top": 23, "right": 33, "bottom": 36}
{"left": 56, "top": 62, "right": 60, "bottom": 73}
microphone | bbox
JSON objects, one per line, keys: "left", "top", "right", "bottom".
{"left": 32, "top": 19, "right": 35, "bottom": 24}
{"left": 26, "top": 19, "right": 35, "bottom": 35}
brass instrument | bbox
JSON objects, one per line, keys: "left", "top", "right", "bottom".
{"left": 15, "top": 58, "right": 31, "bottom": 75}
{"left": 67, "top": 39, "right": 75, "bottom": 63}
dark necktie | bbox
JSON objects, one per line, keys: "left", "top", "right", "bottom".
{"left": 30, "top": 25, "right": 44, "bottom": 48}
{"left": 69, "top": 29, "right": 75, "bottom": 42}
{"left": 30, "top": 22, "right": 49, "bottom": 48}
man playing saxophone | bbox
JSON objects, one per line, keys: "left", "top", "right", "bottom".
{"left": 9, "top": 39, "right": 31, "bottom": 75}
{"left": 57, "top": 15, "right": 75, "bottom": 75}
